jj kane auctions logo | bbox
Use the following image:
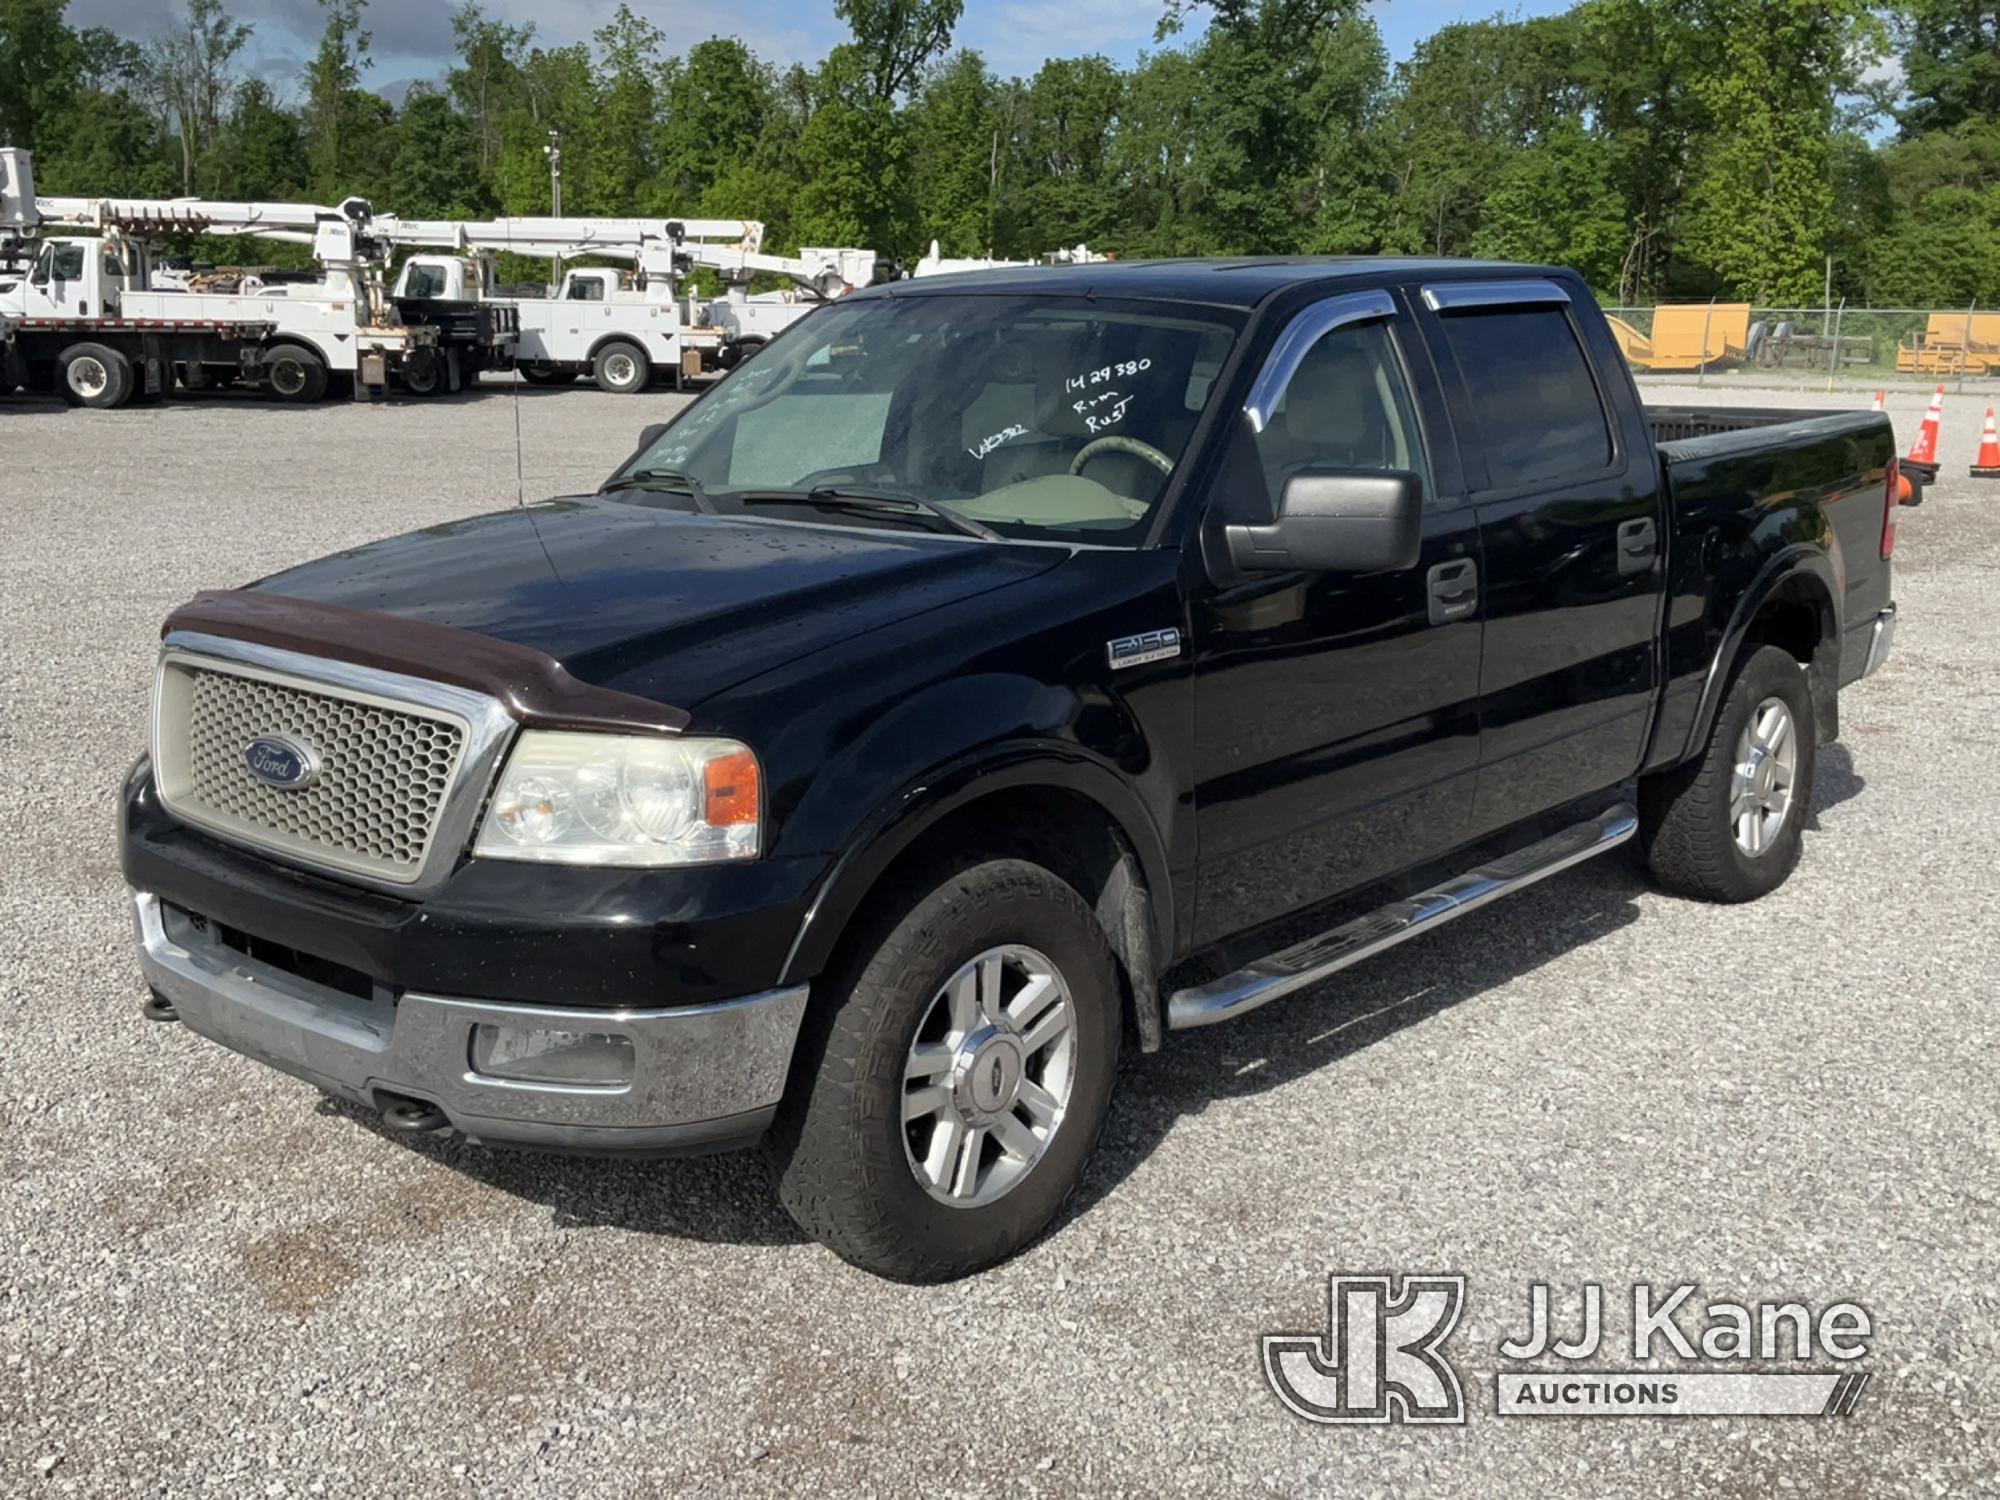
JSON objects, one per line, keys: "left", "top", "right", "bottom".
{"left": 1264, "top": 1277, "right": 1874, "bottom": 1423}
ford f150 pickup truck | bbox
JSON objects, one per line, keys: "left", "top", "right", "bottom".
{"left": 122, "top": 258, "right": 1901, "bottom": 1280}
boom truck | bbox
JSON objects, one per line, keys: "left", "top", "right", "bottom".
{"left": 0, "top": 147, "right": 437, "bottom": 406}
{"left": 381, "top": 215, "right": 876, "bottom": 391}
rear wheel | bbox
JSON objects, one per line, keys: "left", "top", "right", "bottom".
{"left": 518, "top": 361, "right": 576, "bottom": 387}
{"left": 59, "top": 343, "right": 132, "bottom": 408}
{"left": 719, "top": 335, "right": 767, "bottom": 370}
{"left": 1640, "top": 643, "right": 1816, "bottom": 902}
{"left": 770, "top": 858, "right": 1121, "bottom": 1281}
{"left": 402, "top": 354, "right": 443, "bottom": 396}
{"left": 592, "top": 340, "right": 649, "bottom": 394}
{"left": 262, "top": 343, "right": 327, "bottom": 403}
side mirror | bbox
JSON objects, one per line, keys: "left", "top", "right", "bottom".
{"left": 635, "top": 422, "right": 669, "bottom": 453}
{"left": 29, "top": 265, "right": 47, "bottom": 288}
{"left": 1225, "top": 468, "right": 1424, "bottom": 574}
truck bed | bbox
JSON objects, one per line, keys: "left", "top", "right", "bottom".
{"left": 1651, "top": 404, "right": 1894, "bottom": 695}
{"left": 1645, "top": 405, "right": 1864, "bottom": 446}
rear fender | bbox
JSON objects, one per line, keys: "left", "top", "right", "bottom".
{"left": 1674, "top": 543, "right": 1840, "bottom": 763}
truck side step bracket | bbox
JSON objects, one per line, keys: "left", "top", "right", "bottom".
{"left": 1165, "top": 803, "right": 1638, "bottom": 1031}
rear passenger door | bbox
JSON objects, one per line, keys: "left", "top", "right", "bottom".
{"left": 1418, "top": 279, "right": 1667, "bottom": 836}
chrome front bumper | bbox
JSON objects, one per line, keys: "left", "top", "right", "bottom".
{"left": 132, "top": 891, "right": 807, "bottom": 1152}
{"left": 1863, "top": 602, "right": 1897, "bottom": 678}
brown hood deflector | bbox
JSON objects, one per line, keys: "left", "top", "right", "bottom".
{"left": 163, "top": 590, "right": 691, "bottom": 737}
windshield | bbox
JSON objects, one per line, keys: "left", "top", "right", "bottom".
{"left": 619, "top": 293, "right": 1243, "bottom": 545}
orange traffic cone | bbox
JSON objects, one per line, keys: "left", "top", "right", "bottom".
{"left": 1908, "top": 384, "right": 1944, "bottom": 466}
{"left": 1973, "top": 408, "right": 2000, "bottom": 477}
{"left": 1871, "top": 390, "right": 1885, "bottom": 412}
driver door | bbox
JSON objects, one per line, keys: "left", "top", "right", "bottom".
{"left": 1189, "top": 290, "right": 1483, "bottom": 944}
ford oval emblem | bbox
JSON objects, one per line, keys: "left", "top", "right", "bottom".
{"left": 244, "top": 734, "right": 320, "bottom": 790}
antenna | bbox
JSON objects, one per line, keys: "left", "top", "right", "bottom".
{"left": 509, "top": 215, "right": 525, "bottom": 508}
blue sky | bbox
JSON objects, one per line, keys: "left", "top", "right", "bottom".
{"left": 69, "top": 0, "right": 1575, "bottom": 97}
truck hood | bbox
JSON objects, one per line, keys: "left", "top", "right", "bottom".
{"left": 248, "top": 497, "right": 1063, "bottom": 709}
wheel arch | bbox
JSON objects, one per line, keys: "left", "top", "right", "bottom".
{"left": 259, "top": 333, "right": 333, "bottom": 366}
{"left": 586, "top": 331, "right": 656, "bottom": 365}
{"left": 1680, "top": 545, "right": 1840, "bottom": 762}
{"left": 780, "top": 749, "right": 1175, "bottom": 1052}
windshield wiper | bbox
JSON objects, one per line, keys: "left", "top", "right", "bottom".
{"left": 599, "top": 467, "right": 718, "bottom": 514}
{"left": 738, "top": 486, "right": 1000, "bottom": 541}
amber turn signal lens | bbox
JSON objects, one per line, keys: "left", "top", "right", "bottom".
{"left": 703, "top": 750, "right": 761, "bottom": 827}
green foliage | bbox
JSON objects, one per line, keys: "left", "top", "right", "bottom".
{"left": 389, "top": 86, "right": 490, "bottom": 217}
{"left": 1896, "top": 1, "right": 2000, "bottom": 136}
{"left": 152, "top": 0, "right": 250, "bottom": 195}
{"left": 834, "top": 0, "right": 963, "bottom": 100}
{"left": 7, "top": 0, "right": 2000, "bottom": 308}
{"left": 0, "top": 0, "right": 75, "bottom": 155}
{"left": 909, "top": 50, "right": 1002, "bottom": 255}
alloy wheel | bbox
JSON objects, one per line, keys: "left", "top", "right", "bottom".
{"left": 901, "top": 944, "right": 1077, "bottom": 1208}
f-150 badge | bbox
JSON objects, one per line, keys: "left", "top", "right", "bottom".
{"left": 1107, "top": 628, "right": 1183, "bottom": 670}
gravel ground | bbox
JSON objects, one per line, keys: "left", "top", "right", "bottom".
{"left": 1, "top": 377, "right": 1995, "bottom": 1498}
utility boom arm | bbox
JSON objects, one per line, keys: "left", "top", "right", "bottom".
{"left": 370, "top": 215, "right": 874, "bottom": 296}
{"left": 368, "top": 215, "right": 764, "bottom": 262}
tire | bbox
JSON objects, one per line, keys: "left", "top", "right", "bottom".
{"left": 58, "top": 343, "right": 133, "bottom": 409}
{"left": 402, "top": 354, "right": 444, "bottom": 397}
{"left": 262, "top": 343, "right": 327, "bottom": 403}
{"left": 518, "top": 362, "right": 576, "bottom": 386}
{"left": 770, "top": 858, "right": 1122, "bottom": 1281}
{"left": 719, "top": 336, "right": 766, "bottom": 370}
{"left": 1640, "top": 643, "right": 1816, "bottom": 902}
{"left": 592, "top": 340, "right": 650, "bottom": 394}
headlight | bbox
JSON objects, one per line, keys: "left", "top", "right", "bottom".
{"left": 473, "top": 732, "right": 760, "bottom": 866}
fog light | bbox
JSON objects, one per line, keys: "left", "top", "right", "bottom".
{"left": 470, "top": 1024, "right": 635, "bottom": 1087}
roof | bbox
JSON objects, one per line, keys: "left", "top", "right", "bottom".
{"left": 857, "top": 255, "right": 1549, "bottom": 311}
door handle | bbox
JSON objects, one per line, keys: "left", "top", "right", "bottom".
{"left": 1426, "top": 558, "right": 1478, "bottom": 626}
{"left": 1617, "top": 516, "right": 1659, "bottom": 576}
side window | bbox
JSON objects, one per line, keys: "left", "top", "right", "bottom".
{"left": 1439, "top": 307, "right": 1611, "bottom": 488}
{"left": 1256, "top": 321, "right": 1429, "bottom": 507}
{"left": 52, "top": 244, "right": 85, "bottom": 280}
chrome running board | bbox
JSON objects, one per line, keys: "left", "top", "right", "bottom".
{"left": 1166, "top": 803, "right": 1638, "bottom": 1030}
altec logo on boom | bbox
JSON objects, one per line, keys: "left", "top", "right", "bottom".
{"left": 1263, "top": 1277, "right": 1874, "bottom": 1424}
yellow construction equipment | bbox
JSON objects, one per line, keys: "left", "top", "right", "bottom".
{"left": 1896, "top": 312, "right": 2000, "bottom": 376}
{"left": 1613, "top": 303, "right": 1750, "bottom": 372}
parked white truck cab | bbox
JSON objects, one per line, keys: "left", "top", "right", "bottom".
{"left": 1, "top": 233, "right": 434, "bottom": 401}
{"left": 392, "top": 253, "right": 719, "bottom": 393}
{"left": 0, "top": 146, "right": 435, "bottom": 403}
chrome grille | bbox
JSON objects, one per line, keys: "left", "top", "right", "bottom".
{"left": 156, "top": 658, "right": 471, "bottom": 886}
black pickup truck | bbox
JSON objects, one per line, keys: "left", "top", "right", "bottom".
{"left": 122, "top": 258, "right": 1900, "bottom": 1279}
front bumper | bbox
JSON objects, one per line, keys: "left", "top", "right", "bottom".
{"left": 133, "top": 890, "right": 807, "bottom": 1153}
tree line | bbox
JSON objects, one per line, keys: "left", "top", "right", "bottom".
{"left": 4, "top": 0, "right": 2000, "bottom": 307}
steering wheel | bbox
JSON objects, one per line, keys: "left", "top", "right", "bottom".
{"left": 1070, "top": 435, "right": 1173, "bottom": 478}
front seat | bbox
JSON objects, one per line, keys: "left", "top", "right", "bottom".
{"left": 1263, "top": 339, "right": 1396, "bottom": 491}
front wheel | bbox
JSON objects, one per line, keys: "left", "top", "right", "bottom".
{"left": 517, "top": 361, "right": 576, "bottom": 387}
{"left": 1640, "top": 643, "right": 1816, "bottom": 902}
{"left": 770, "top": 858, "right": 1122, "bottom": 1281}
{"left": 59, "top": 343, "right": 133, "bottom": 408}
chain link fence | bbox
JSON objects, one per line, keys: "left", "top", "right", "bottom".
{"left": 1601, "top": 304, "right": 2000, "bottom": 388}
